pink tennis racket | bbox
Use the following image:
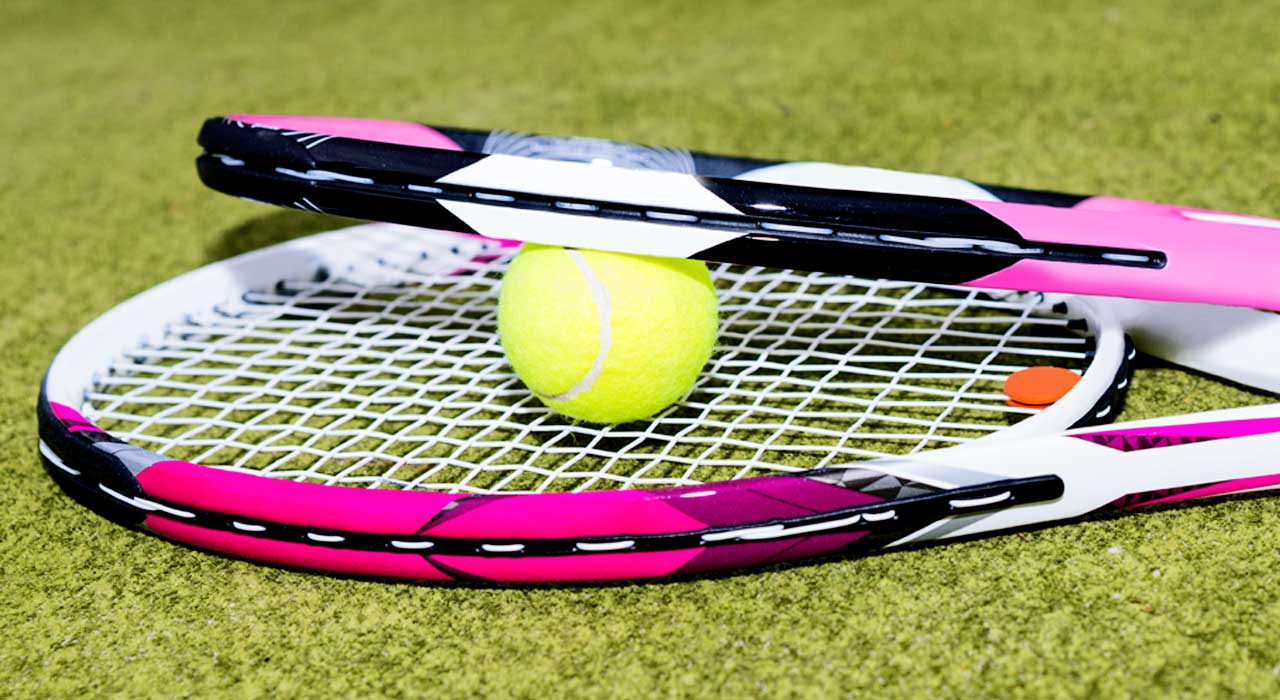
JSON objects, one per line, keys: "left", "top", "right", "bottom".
{"left": 39, "top": 222, "right": 1280, "bottom": 583}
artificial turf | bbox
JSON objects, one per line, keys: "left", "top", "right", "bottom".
{"left": 3, "top": 1, "right": 1280, "bottom": 697}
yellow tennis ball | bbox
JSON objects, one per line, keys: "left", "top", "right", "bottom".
{"left": 497, "top": 243, "right": 718, "bottom": 424}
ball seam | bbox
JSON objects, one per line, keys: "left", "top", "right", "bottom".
{"left": 537, "top": 249, "right": 612, "bottom": 402}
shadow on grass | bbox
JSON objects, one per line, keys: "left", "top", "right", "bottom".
{"left": 205, "top": 210, "right": 356, "bottom": 263}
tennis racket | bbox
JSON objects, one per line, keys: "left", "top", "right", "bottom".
{"left": 196, "top": 114, "right": 1280, "bottom": 310}
{"left": 38, "top": 222, "right": 1280, "bottom": 583}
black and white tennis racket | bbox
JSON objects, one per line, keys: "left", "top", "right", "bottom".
{"left": 195, "top": 114, "right": 1280, "bottom": 310}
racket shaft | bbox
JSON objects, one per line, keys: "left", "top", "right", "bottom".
{"left": 901, "top": 404, "right": 1280, "bottom": 542}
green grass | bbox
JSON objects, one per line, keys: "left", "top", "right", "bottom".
{"left": 3, "top": 0, "right": 1280, "bottom": 697}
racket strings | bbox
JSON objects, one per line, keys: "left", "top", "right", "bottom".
{"left": 83, "top": 230, "right": 1098, "bottom": 494}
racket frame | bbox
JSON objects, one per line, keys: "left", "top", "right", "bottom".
{"left": 39, "top": 223, "right": 1141, "bottom": 582}
{"left": 195, "top": 115, "right": 1280, "bottom": 309}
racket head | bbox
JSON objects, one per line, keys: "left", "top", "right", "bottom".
{"left": 195, "top": 116, "right": 1168, "bottom": 279}
{"left": 38, "top": 223, "right": 1133, "bottom": 583}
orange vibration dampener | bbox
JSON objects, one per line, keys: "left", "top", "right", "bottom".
{"left": 1003, "top": 366, "right": 1082, "bottom": 409}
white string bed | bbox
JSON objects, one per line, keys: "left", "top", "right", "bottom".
{"left": 81, "top": 230, "right": 1094, "bottom": 494}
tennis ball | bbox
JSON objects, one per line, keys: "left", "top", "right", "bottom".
{"left": 498, "top": 243, "right": 718, "bottom": 424}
